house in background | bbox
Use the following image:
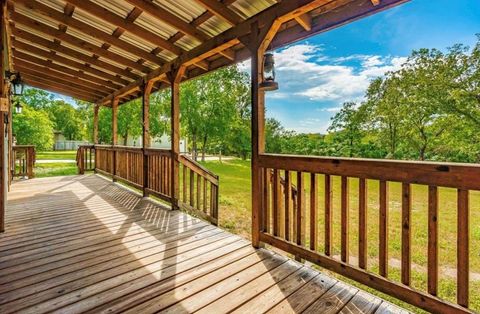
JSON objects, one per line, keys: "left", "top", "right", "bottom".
{"left": 53, "top": 130, "right": 89, "bottom": 151}
{"left": 117, "top": 133, "right": 187, "bottom": 153}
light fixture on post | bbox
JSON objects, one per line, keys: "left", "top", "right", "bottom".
{"left": 5, "top": 71, "right": 25, "bottom": 96}
{"left": 259, "top": 52, "right": 278, "bottom": 91}
{"left": 14, "top": 100, "right": 23, "bottom": 114}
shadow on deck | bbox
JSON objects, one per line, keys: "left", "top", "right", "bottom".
{"left": 0, "top": 174, "right": 408, "bottom": 313}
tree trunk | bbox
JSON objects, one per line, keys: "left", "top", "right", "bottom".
{"left": 123, "top": 132, "right": 128, "bottom": 146}
{"left": 192, "top": 133, "right": 197, "bottom": 161}
{"left": 201, "top": 135, "right": 207, "bottom": 162}
{"left": 219, "top": 149, "right": 222, "bottom": 163}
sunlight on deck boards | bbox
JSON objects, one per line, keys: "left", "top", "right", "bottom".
{"left": 0, "top": 174, "right": 409, "bottom": 314}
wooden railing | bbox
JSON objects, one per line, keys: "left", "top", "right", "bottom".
{"left": 12, "top": 145, "right": 35, "bottom": 178}
{"left": 81, "top": 145, "right": 219, "bottom": 224}
{"left": 257, "top": 153, "right": 478, "bottom": 314}
{"left": 179, "top": 155, "right": 219, "bottom": 225}
{"left": 76, "top": 145, "right": 95, "bottom": 174}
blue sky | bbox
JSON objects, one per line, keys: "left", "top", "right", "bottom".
{"left": 257, "top": 0, "right": 480, "bottom": 133}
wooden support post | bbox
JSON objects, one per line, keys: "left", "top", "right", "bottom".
{"left": 93, "top": 104, "right": 99, "bottom": 144}
{"left": 142, "top": 80, "right": 153, "bottom": 197}
{"left": 0, "top": 0, "right": 8, "bottom": 233}
{"left": 111, "top": 97, "right": 118, "bottom": 181}
{"left": 241, "top": 17, "right": 278, "bottom": 249}
{"left": 168, "top": 65, "right": 185, "bottom": 210}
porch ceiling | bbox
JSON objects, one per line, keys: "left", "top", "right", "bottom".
{"left": 5, "top": 0, "right": 408, "bottom": 105}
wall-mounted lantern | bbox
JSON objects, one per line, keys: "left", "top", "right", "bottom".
{"left": 5, "top": 71, "right": 25, "bottom": 96}
{"left": 14, "top": 101, "right": 23, "bottom": 114}
{"left": 259, "top": 52, "right": 278, "bottom": 91}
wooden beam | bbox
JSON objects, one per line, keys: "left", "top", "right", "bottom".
{"left": 0, "top": 0, "right": 7, "bottom": 233}
{"left": 11, "top": 11, "right": 151, "bottom": 73}
{"left": 64, "top": 0, "right": 186, "bottom": 54}
{"left": 219, "top": 48, "right": 235, "bottom": 61}
{"left": 125, "top": 0, "right": 209, "bottom": 42}
{"left": 13, "top": 57, "right": 113, "bottom": 94}
{"left": 13, "top": 0, "right": 166, "bottom": 66}
{"left": 11, "top": 27, "right": 137, "bottom": 82}
{"left": 20, "top": 72, "right": 107, "bottom": 99}
{"left": 168, "top": 66, "right": 186, "bottom": 210}
{"left": 112, "top": 97, "right": 118, "bottom": 145}
{"left": 295, "top": 13, "right": 312, "bottom": 31}
{"left": 93, "top": 104, "right": 99, "bottom": 144}
{"left": 193, "top": 60, "right": 209, "bottom": 71}
{"left": 23, "top": 78, "right": 97, "bottom": 102}
{"left": 12, "top": 49, "right": 118, "bottom": 91}
{"left": 193, "top": 0, "right": 243, "bottom": 25}
{"left": 371, "top": 0, "right": 381, "bottom": 5}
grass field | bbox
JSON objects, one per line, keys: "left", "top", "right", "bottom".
{"left": 199, "top": 158, "right": 480, "bottom": 313}
{"left": 34, "top": 151, "right": 78, "bottom": 178}
{"left": 36, "top": 150, "right": 77, "bottom": 160}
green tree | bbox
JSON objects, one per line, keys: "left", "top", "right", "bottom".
{"left": 13, "top": 105, "right": 54, "bottom": 151}
{"left": 328, "top": 102, "right": 366, "bottom": 157}
{"left": 49, "top": 100, "right": 84, "bottom": 140}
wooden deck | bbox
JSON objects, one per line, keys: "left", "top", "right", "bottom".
{"left": 0, "top": 174, "right": 409, "bottom": 314}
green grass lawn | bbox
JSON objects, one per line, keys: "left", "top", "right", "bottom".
{"left": 34, "top": 162, "right": 78, "bottom": 178}
{"left": 199, "top": 158, "right": 480, "bottom": 313}
{"left": 36, "top": 150, "right": 77, "bottom": 160}
{"left": 34, "top": 151, "right": 78, "bottom": 177}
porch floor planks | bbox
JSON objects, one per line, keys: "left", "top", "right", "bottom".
{"left": 0, "top": 175, "right": 409, "bottom": 314}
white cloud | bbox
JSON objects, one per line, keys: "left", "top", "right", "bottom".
{"left": 269, "top": 44, "right": 407, "bottom": 103}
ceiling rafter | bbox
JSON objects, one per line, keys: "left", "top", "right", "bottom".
{"left": 192, "top": 0, "right": 243, "bottom": 26}
{"left": 64, "top": 0, "right": 185, "bottom": 55}
{"left": 124, "top": 0, "right": 210, "bottom": 42}
{"left": 10, "top": 11, "right": 151, "bottom": 73}
{"left": 13, "top": 50, "right": 119, "bottom": 90}
{"left": 12, "top": 0, "right": 166, "bottom": 66}
{"left": 295, "top": 13, "right": 312, "bottom": 31}
{"left": 10, "top": 34, "right": 133, "bottom": 85}
{"left": 12, "top": 56, "right": 114, "bottom": 93}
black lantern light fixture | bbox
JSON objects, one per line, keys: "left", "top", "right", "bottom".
{"left": 259, "top": 52, "right": 278, "bottom": 91}
{"left": 5, "top": 71, "right": 25, "bottom": 96}
{"left": 14, "top": 100, "right": 23, "bottom": 114}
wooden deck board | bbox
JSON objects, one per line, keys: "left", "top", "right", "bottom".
{"left": 0, "top": 175, "right": 409, "bottom": 314}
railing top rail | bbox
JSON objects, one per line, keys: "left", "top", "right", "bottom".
{"left": 13, "top": 145, "right": 35, "bottom": 149}
{"left": 259, "top": 153, "right": 480, "bottom": 191}
{"left": 180, "top": 155, "right": 219, "bottom": 184}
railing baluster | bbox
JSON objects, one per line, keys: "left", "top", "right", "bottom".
{"left": 262, "top": 168, "right": 270, "bottom": 233}
{"left": 359, "top": 178, "right": 367, "bottom": 269}
{"left": 197, "top": 174, "right": 201, "bottom": 210}
{"left": 341, "top": 176, "right": 349, "bottom": 263}
{"left": 183, "top": 164, "right": 187, "bottom": 203}
{"left": 190, "top": 169, "right": 194, "bottom": 206}
{"left": 203, "top": 177, "right": 207, "bottom": 213}
{"left": 428, "top": 185, "right": 438, "bottom": 296}
{"left": 296, "top": 172, "right": 304, "bottom": 246}
{"left": 457, "top": 189, "right": 469, "bottom": 307}
{"left": 310, "top": 173, "right": 317, "bottom": 251}
{"left": 284, "top": 170, "right": 290, "bottom": 241}
{"left": 324, "top": 174, "right": 332, "bottom": 256}
{"left": 401, "top": 182, "right": 411, "bottom": 286}
{"left": 273, "top": 169, "right": 280, "bottom": 237}
{"left": 379, "top": 180, "right": 388, "bottom": 277}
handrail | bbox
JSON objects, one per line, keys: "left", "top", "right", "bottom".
{"left": 178, "top": 154, "right": 219, "bottom": 225}
{"left": 12, "top": 145, "right": 35, "bottom": 178}
{"left": 256, "top": 153, "right": 476, "bottom": 313}
{"left": 78, "top": 145, "right": 220, "bottom": 226}
{"left": 76, "top": 145, "right": 95, "bottom": 174}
